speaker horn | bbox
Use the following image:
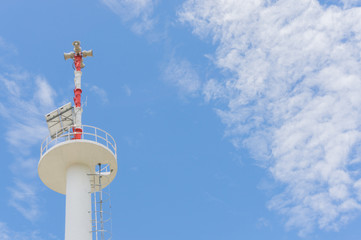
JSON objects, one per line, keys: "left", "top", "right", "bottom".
{"left": 72, "top": 41, "right": 81, "bottom": 53}
{"left": 82, "top": 50, "right": 93, "bottom": 58}
{"left": 64, "top": 52, "right": 75, "bottom": 61}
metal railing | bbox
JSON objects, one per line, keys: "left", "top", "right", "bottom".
{"left": 40, "top": 125, "right": 117, "bottom": 158}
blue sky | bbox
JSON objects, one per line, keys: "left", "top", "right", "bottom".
{"left": 2, "top": 0, "right": 361, "bottom": 239}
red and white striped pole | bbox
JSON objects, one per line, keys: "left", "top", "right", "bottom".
{"left": 64, "top": 41, "right": 93, "bottom": 139}
{"left": 73, "top": 52, "right": 83, "bottom": 139}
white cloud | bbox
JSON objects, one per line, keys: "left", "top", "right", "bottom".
{"left": 101, "top": 0, "right": 156, "bottom": 34}
{"left": 90, "top": 85, "right": 109, "bottom": 104}
{"left": 163, "top": 57, "right": 201, "bottom": 96}
{"left": 8, "top": 180, "right": 40, "bottom": 221}
{"left": 0, "top": 72, "right": 54, "bottom": 155}
{"left": 0, "top": 36, "right": 18, "bottom": 54}
{"left": 34, "top": 76, "right": 55, "bottom": 108}
{"left": 0, "top": 222, "right": 43, "bottom": 240}
{"left": 10, "top": 158, "right": 39, "bottom": 179}
{"left": 203, "top": 79, "right": 227, "bottom": 102}
{"left": 179, "top": 0, "right": 361, "bottom": 235}
{"left": 0, "top": 67, "right": 56, "bottom": 220}
{"left": 257, "top": 217, "right": 271, "bottom": 229}
{"left": 123, "top": 84, "right": 132, "bottom": 96}
{"left": 0, "top": 223, "right": 10, "bottom": 240}
{"left": 341, "top": 0, "right": 361, "bottom": 8}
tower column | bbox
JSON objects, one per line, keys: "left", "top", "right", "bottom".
{"left": 65, "top": 164, "right": 92, "bottom": 240}
{"left": 73, "top": 70, "right": 83, "bottom": 139}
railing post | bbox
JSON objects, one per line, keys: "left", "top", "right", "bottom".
{"left": 45, "top": 137, "right": 48, "bottom": 153}
{"left": 95, "top": 127, "right": 97, "bottom": 142}
{"left": 41, "top": 126, "right": 116, "bottom": 159}
{"left": 106, "top": 134, "right": 108, "bottom": 148}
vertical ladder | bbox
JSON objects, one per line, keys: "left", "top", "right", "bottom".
{"left": 89, "top": 163, "right": 112, "bottom": 240}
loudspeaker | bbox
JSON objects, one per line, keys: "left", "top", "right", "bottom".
{"left": 82, "top": 50, "right": 93, "bottom": 58}
{"left": 72, "top": 41, "right": 81, "bottom": 53}
{"left": 64, "top": 52, "right": 75, "bottom": 60}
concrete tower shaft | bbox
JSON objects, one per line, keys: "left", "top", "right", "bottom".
{"left": 65, "top": 164, "right": 92, "bottom": 240}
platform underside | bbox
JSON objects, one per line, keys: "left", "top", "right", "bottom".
{"left": 38, "top": 140, "right": 117, "bottom": 195}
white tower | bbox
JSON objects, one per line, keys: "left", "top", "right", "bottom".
{"left": 39, "top": 41, "right": 117, "bottom": 240}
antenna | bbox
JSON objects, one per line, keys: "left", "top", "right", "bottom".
{"left": 39, "top": 41, "right": 117, "bottom": 240}
{"left": 63, "top": 40, "right": 93, "bottom": 139}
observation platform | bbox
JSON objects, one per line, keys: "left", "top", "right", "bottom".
{"left": 38, "top": 125, "right": 117, "bottom": 195}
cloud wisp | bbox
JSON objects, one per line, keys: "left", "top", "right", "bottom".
{"left": 0, "top": 69, "right": 56, "bottom": 221}
{"left": 179, "top": 0, "right": 361, "bottom": 235}
{"left": 162, "top": 57, "right": 201, "bottom": 96}
{"left": 100, "top": 0, "right": 157, "bottom": 34}
{"left": 90, "top": 85, "right": 109, "bottom": 104}
{"left": 0, "top": 36, "right": 18, "bottom": 55}
{"left": 0, "top": 221, "right": 45, "bottom": 240}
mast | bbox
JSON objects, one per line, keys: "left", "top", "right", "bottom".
{"left": 64, "top": 41, "right": 93, "bottom": 139}
{"left": 40, "top": 41, "right": 117, "bottom": 240}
